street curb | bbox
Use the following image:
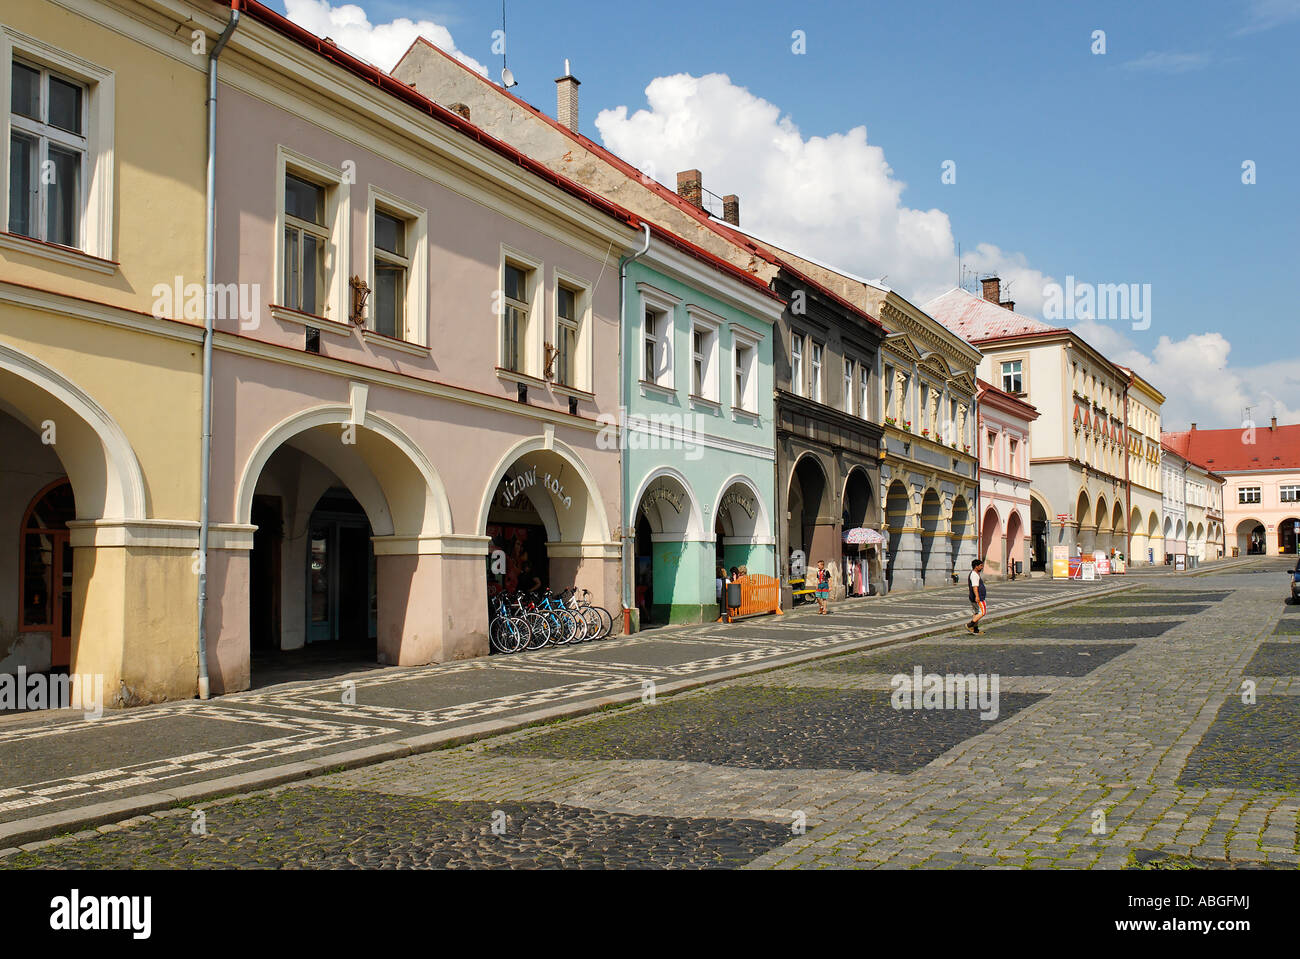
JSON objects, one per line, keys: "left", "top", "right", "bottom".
{"left": 0, "top": 579, "right": 1142, "bottom": 852}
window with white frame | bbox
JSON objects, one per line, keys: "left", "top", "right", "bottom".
{"left": 791, "top": 334, "right": 804, "bottom": 397}
{"left": 501, "top": 261, "right": 533, "bottom": 373}
{"left": 1239, "top": 486, "right": 1261, "bottom": 505}
{"left": 276, "top": 149, "right": 348, "bottom": 321}
{"left": 367, "top": 189, "right": 426, "bottom": 344}
{"left": 3, "top": 36, "right": 114, "bottom": 261}
{"left": 986, "top": 429, "right": 998, "bottom": 468}
{"left": 843, "top": 358, "right": 854, "bottom": 414}
{"left": 687, "top": 308, "right": 721, "bottom": 402}
{"left": 884, "top": 364, "right": 894, "bottom": 420}
{"left": 1001, "top": 359, "right": 1023, "bottom": 394}
{"left": 283, "top": 173, "right": 328, "bottom": 316}
{"left": 1008, "top": 437, "right": 1019, "bottom": 473}
{"left": 638, "top": 284, "right": 678, "bottom": 390}
{"left": 732, "top": 327, "right": 761, "bottom": 413}
{"left": 810, "top": 342, "right": 823, "bottom": 402}
{"left": 1281, "top": 485, "right": 1300, "bottom": 503}
{"left": 372, "top": 210, "right": 406, "bottom": 337}
{"left": 9, "top": 59, "right": 85, "bottom": 247}
{"left": 859, "top": 365, "right": 870, "bottom": 420}
{"left": 554, "top": 283, "right": 580, "bottom": 387}
{"left": 898, "top": 372, "right": 910, "bottom": 422}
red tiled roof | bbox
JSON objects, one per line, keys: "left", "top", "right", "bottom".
{"left": 924, "top": 288, "right": 1061, "bottom": 341}
{"left": 394, "top": 35, "right": 876, "bottom": 323}
{"left": 1162, "top": 425, "right": 1300, "bottom": 472}
{"left": 230, "top": 2, "right": 780, "bottom": 302}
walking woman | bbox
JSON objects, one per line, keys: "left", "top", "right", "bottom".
{"left": 815, "top": 560, "right": 831, "bottom": 614}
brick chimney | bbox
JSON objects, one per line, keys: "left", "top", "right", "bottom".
{"left": 1000, "top": 300, "right": 1015, "bottom": 312}
{"left": 448, "top": 102, "right": 471, "bottom": 121}
{"left": 981, "top": 276, "right": 1001, "bottom": 303}
{"left": 722, "top": 194, "right": 740, "bottom": 226}
{"left": 1271, "top": 416, "right": 1278, "bottom": 430}
{"left": 1190, "top": 422, "right": 1197, "bottom": 430}
{"left": 677, "top": 170, "right": 703, "bottom": 208}
{"left": 555, "top": 60, "right": 580, "bottom": 133}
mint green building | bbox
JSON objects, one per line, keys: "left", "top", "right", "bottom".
{"left": 621, "top": 240, "right": 783, "bottom": 626}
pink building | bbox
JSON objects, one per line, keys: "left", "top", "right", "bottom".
{"left": 976, "top": 379, "right": 1040, "bottom": 578}
{"left": 200, "top": 3, "right": 651, "bottom": 692}
{"left": 1164, "top": 419, "right": 1300, "bottom": 558}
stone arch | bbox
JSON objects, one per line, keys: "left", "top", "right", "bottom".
{"left": 0, "top": 341, "right": 147, "bottom": 521}
{"left": 632, "top": 466, "right": 705, "bottom": 539}
{"left": 712, "top": 473, "right": 772, "bottom": 544}
{"left": 477, "top": 435, "right": 609, "bottom": 545}
{"left": 236, "top": 405, "right": 451, "bottom": 538}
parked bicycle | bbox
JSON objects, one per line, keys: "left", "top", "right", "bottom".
{"left": 489, "top": 587, "right": 616, "bottom": 653}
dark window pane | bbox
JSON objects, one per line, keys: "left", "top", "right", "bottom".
{"left": 284, "top": 226, "right": 299, "bottom": 309}
{"left": 504, "top": 264, "right": 527, "bottom": 303}
{"left": 46, "top": 145, "right": 81, "bottom": 247}
{"left": 284, "top": 174, "right": 324, "bottom": 224}
{"left": 22, "top": 533, "right": 53, "bottom": 627}
{"left": 301, "top": 232, "right": 320, "bottom": 315}
{"left": 8, "top": 132, "right": 37, "bottom": 237}
{"left": 27, "top": 482, "right": 76, "bottom": 529}
{"left": 11, "top": 62, "right": 40, "bottom": 120}
{"left": 374, "top": 264, "right": 403, "bottom": 337}
{"left": 374, "top": 211, "right": 403, "bottom": 255}
{"left": 557, "top": 286, "right": 576, "bottom": 320}
{"left": 48, "top": 75, "right": 83, "bottom": 135}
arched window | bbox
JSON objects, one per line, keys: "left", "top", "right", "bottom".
{"left": 19, "top": 479, "right": 76, "bottom": 668}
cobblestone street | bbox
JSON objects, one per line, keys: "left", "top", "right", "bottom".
{"left": 6, "top": 559, "right": 1299, "bottom": 870}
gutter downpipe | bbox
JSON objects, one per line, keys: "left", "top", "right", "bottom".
{"left": 198, "top": 3, "right": 242, "bottom": 700}
{"left": 1123, "top": 382, "right": 1132, "bottom": 564}
{"left": 618, "top": 222, "right": 652, "bottom": 635}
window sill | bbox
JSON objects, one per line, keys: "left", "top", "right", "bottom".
{"left": 551, "top": 383, "right": 595, "bottom": 401}
{"left": 0, "top": 231, "right": 118, "bottom": 275}
{"left": 689, "top": 394, "right": 722, "bottom": 413}
{"left": 639, "top": 379, "right": 677, "bottom": 400}
{"left": 731, "top": 406, "right": 760, "bottom": 423}
{"left": 270, "top": 305, "right": 353, "bottom": 336}
{"left": 362, "top": 329, "right": 429, "bottom": 356}
{"left": 496, "top": 367, "right": 547, "bottom": 389}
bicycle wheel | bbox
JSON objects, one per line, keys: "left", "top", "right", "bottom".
{"left": 523, "top": 612, "right": 550, "bottom": 648}
{"left": 590, "top": 603, "right": 613, "bottom": 638}
{"left": 525, "top": 613, "right": 552, "bottom": 649}
{"left": 490, "top": 617, "right": 525, "bottom": 654}
{"left": 551, "top": 609, "right": 579, "bottom": 645}
{"left": 579, "top": 606, "right": 601, "bottom": 640}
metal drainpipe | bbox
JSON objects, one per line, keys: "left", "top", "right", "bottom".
{"left": 618, "top": 223, "right": 651, "bottom": 634}
{"left": 198, "top": 4, "right": 242, "bottom": 700}
{"left": 1123, "top": 383, "right": 1132, "bottom": 563}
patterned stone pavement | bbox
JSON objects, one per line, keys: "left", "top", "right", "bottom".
{"left": 6, "top": 557, "right": 1298, "bottom": 870}
{"left": 0, "top": 573, "right": 1114, "bottom": 829}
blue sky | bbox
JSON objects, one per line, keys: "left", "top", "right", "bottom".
{"left": 273, "top": 0, "right": 1299, "bottom": 430}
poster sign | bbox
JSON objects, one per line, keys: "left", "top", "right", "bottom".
{"left": 1175, "top": 554, "right": 1186, "bottom": 571}
{"left": 1097, "top": 557, "right": 1111, "bottom": 575}
{"left": 1052, "top": 545, "right": 1069, "bottom": 579}
{"left": 1081, "top": 561, "right": 1096, "bottom": 581}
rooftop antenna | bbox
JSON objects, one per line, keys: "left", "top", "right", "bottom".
{"left": 500, "top": 0, "right": 517, "bottom": 88}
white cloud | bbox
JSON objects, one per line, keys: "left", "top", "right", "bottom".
{"left": 282, "top": 0, "right": 486, "bottom": 75}
{"left": 1236, "top": 0, "right": 1300, "bottom": 35}
{"left": 1074, "top": 320, "right": 1300, "bottom": 430}
{"left": 596, "top": 71, "right": 1297, "bottom": 431}
{"left": 593, "top": 72, "right": 1054, "bottom": 312}
{"left": 1121, "top": 51, "right": 1212, "bottom": 74}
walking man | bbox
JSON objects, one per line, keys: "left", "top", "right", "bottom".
{"left": 967, "top": 558, "right": 987, "bottom": 634}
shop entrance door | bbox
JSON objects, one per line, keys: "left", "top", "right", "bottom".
{"left": 306, "top": 504, "right": 375, "bottom": 645}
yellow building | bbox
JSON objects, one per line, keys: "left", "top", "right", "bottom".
{"left": 1, "top": 0, "right": 209, "bottom": 703}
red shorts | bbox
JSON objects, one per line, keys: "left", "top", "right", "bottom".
{"left": 970, "top": 600, "right": 987, "bottom": 616}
